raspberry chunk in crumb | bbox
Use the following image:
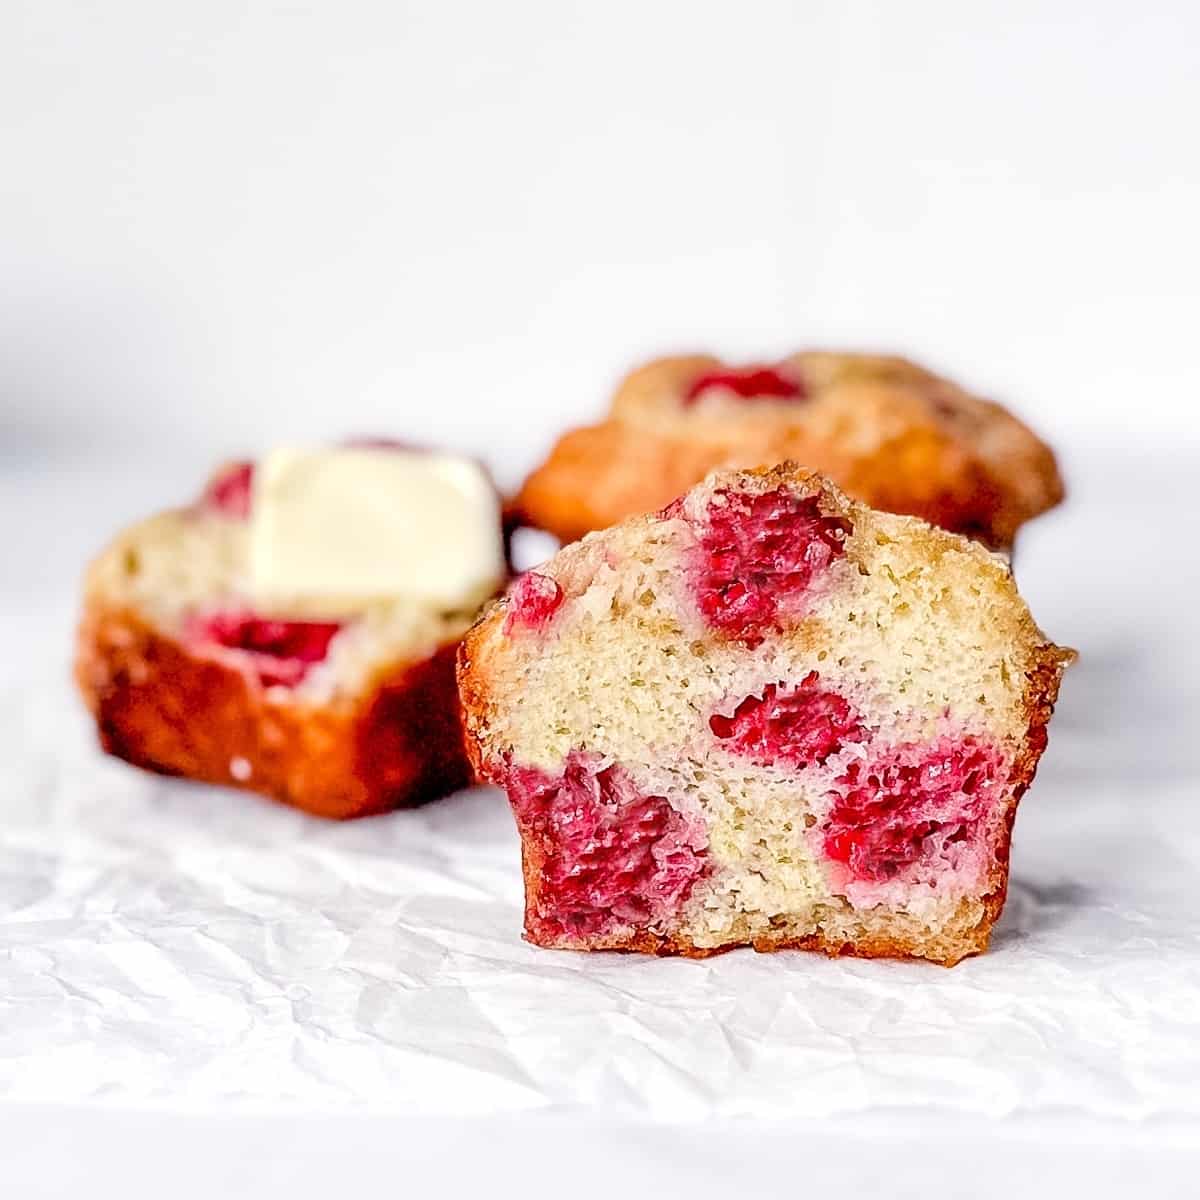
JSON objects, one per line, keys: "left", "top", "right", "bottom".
{"left": 691, "top": 488, "right": 850, "bottom": 643}
{"left": 201, "top": 461, "right": 255, "bottom": 519}
{"left": 683, "top": 365, "right": 806, "bottom": 404}
{"left": 503, "top": 753, "right": 707, "bottom": 941}
{"left": 710, "top": 673, "right": 864, "bottom": 768}
{"left": 186, "top": 610, "right": 342, "bottom": 687}
{"left": 823, "top": 737, "right": 1006, "bottom": 883}
{"left": 505, "top": 571, "right": 563, "bottom": 634}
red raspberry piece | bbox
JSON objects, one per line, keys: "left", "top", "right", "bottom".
{"left": 683, "top": 365, "right": 806, "bottom": 405}
{"left": 503, "top": 754, "right": 707, "bottom": 940}
{"left": 710, "top": 673, "right": 863, "bottom": 767}
{"left": 201, "top": 461, "right": 255, "bottom": 519}
{"left": 186, "top": 610, "right": 342, "bottom": 687}
{"left": 691, "top": 488, "right": 850, "bottom": 643}
{"left": 822, "top": 737, "right": 1006, "bottom": 882}
{"left": 505, "top": 571, "right": 564, "bottom": 634}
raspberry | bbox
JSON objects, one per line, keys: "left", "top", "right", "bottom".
{"left": 683, "top": 365, "right": 806, "bottom": 405}
{"left": 201, "top": 461, "right": 255, "bottom": 519}
{"left": 505, "top": 571, "right": 564, "bottom": 634}
{"left": 691, "top": 488, "right": 850, "bottom": 642}
{"left": 822, "top": 737, "right": 1006, "bottom": 882}
{"left": 186, "top": 610, "right": 342, "bottom": 687}
{"left": 710, "top": 673, "right": 863, "bottom": 767}
{"left": 503, "top": 754, "right": 707, "bottom": 940}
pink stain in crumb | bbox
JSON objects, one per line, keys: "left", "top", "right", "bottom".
{"left": 504, "top": 571, "right": 563, "bottom": 634}
{"left": 690, "top": 487, "right": 850, "bottom": 643}
{"left": 710, "top": 672, "right": 864, "bottom": 768}
{"left": 502, "top": 753, "right": 707, "bottom": 941}
{"left": 186, "top": 610, "right": 342, "bottom": 687}
{"left": 683, "top": 365, "right": 807, "bottom": 405}
{"left": 201, "top": 461, "right": 255, "bottom": 519}
{"left": 822, "top": 736, "right": 1007, "bottom": 883}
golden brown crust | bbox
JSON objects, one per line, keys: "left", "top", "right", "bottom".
{"left": 77, "top": 600, "right": 472, "bottom": 819}
{"left": 514, "top": 351, "right": 1064, "bottom": 549}
{"left": 970, "top": 638, "right": 1076, "bottom": 941}
{"left": 508, "top": 908, "right": 988, "bottom": 966}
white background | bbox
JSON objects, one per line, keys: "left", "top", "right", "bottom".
{"left": 4, "top": 0, "right": 1199, "bottom": 480}
{"left": 3, "top": 3, "right": 1199, "bottom": 1198}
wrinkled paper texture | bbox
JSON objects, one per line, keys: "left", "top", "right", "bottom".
{"left": 2, "top": 667, "right": 1198, "bottom": 1120}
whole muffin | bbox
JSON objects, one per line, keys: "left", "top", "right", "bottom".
{"left": 514, "top": 351, "right": 1063, "bottom": 550}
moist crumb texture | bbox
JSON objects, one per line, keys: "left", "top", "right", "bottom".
{"left": 460, "top": 463, "right": 1072, "bottom": 965}
{"left": 514, "top": 350, "right": 1063, "bottom": 549}
{"left": 76, "top": 457, "right": 490, "bottom": 817}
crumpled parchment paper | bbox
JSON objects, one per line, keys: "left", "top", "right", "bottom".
{"left": 2, "top": 661, "right": 1197, "bottom": 1120}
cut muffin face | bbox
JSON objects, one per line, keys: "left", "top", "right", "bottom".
{"left": 77, "top": 449, "right": 506, "bottom": 818}
{"left": 514, "top": 351, "right": 1063, "bottom": 550}
{"left": 460, "top": 463, "right": 1072, "bottom": 965}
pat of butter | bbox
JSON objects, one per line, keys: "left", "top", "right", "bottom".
{"left": 249, "top": 447, "right": 505, "bottom": 614}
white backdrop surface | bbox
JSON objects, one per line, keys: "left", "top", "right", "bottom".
{"left": 4, "top": 1, "right": 1199, "bottom": 470}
